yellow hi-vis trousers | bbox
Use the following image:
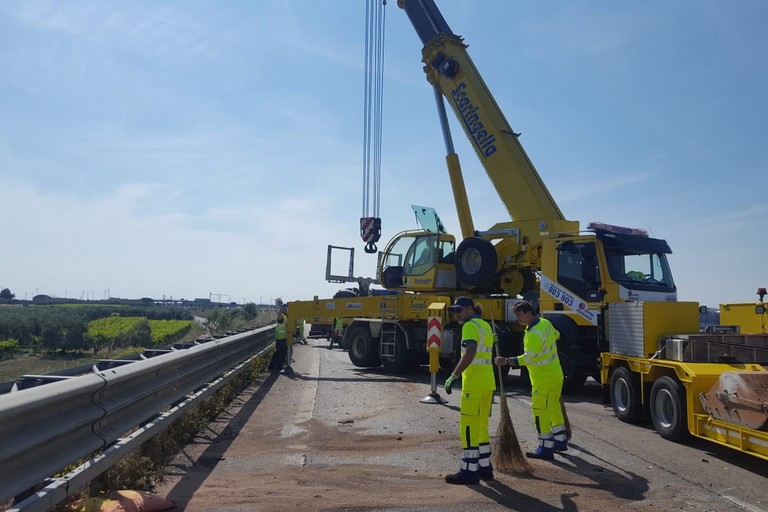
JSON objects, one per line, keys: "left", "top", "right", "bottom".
{"left": 459, "top": 389, "right": 493, "bottom": 475}
{"left": 531, "top": 382, "right": 565, "bottom": 447}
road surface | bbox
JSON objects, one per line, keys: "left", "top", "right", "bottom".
{"left": 155, "top": 338, "right": 768, "bottom": 511}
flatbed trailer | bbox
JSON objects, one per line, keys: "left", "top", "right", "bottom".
{"left": 601, "top": 301, "right": 768, "bottom": 461}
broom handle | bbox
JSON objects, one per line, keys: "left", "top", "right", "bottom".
{"left": 489, "top": 306, "right": 505, "bottom": 395}
{"left": 495, "top": 343, "right": 505, "bottom": 395}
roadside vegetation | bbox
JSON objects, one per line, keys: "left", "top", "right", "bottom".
{"left": 0, "top": 293, "right": 280, "bottom": 510}
{"left": 0, "top": 302, "right": 275, "bottom": 383}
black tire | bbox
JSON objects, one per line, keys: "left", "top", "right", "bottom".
{"left": 610, "top": 367, "right": 642, "bottom": 423}
{"left": 558, "top": 348, "right": 587, "bottom": 393}
{"left": 347, "top": 326, "right": 380, "bottom": 367}
{"left": 455, "top": 237, "right": 497, "bottom": 287}
{"left": 649, "top": 376, "right": 688, "bottom": 441}
{"left": 380, "top": 333, "right": 412, "bottom": 373}
{"left": 333, "top": 289, "right": 357, "bottom": 299}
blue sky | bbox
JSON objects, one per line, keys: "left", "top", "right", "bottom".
{"left": 0, "top": 1, "right": 766, "bottom": 308}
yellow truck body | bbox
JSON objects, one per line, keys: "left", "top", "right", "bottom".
{"left": 720, "top": 302, "right": 768, "bottom": 334}
{"left": 601, "top": 301, "right": 768, "bottom": 461}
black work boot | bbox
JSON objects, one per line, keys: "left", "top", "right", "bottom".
{"left": 444, "top": 472, "right": 479, "bottom": 485}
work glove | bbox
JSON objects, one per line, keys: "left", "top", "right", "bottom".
{"left": 444, "top": 373, "right": 459, "bottom": 395}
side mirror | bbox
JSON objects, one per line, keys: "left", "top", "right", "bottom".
{"left": 699, "top": 305, "right": 708, "bottom": 315}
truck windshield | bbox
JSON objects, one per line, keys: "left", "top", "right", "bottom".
{"left": 605, "top": 250, "right": 675, "bottom": 290}
{"left": 595, "top": 229, "right": 676, "bottom": 291}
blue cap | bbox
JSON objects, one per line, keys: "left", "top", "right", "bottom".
{"left": 448, "top": 296, "right": 474, "bottom": 311}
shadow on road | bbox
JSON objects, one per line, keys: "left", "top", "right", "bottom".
{"left": 551, "top": 444, "right": 649, "bottom": 501}
{"left": 471, "top": 479, "right": 579, "bottom": 511}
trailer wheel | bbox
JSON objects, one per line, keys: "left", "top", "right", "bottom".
{"left": 650, "top": 376, "right": 688, "bottom": 441}
{"left": 347, "top": 326, "right": 380, "bottom": 368}
{"left": 455, "top": 237, "right": 497, "bottom": 287}
{"left": 610, "top": 367, "right": 642, "bottom": 423}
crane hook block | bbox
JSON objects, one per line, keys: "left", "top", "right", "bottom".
{"left": 361, "top": 217, "right": 382, "bottom": 254}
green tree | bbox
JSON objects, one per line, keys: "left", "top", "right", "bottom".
{"left": 204, "top": 309, "right": 236, "bottom": 336}
{"left": 37, "top": 309, "right": 89, "bottom": 353}
{"left": 85, "top": 332, "right": 110, "bottom": 355}
{"left": 58, "top": 316, "right": 88, "bottom": 353}
{"left": 242, "top": 302, "right": 258, "bottom": 321}
{"left": 0, "top": 288, "right": 14, "bottom": 300}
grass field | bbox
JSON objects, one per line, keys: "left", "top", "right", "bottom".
{"left": 0, "top": 322, "right": 208, "bottom": 384}
{"left": 0, "top": 352, "right": 100, "bottom": 383}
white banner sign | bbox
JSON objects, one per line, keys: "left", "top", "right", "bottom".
{"left": 540, "top": 275, "right": 598, "bottom": 326}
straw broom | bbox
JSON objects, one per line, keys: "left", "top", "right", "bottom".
{"left": 491, "top": 346, "right": 532, "bottom": 473}
{"left": 488, "top": 309, "right": 532, "bottom": 473}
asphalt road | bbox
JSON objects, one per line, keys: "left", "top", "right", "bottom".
{"left": 156, "top": 338, "right": 768, "bottom": 512}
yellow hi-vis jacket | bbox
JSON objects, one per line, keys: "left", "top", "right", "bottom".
{"left": 460, "top": 317, "right": 496, "bottom": 392}
{"left": 517, "top": 317, "right": 562, "bottom": 387}
{"left": 275, "top": 313, "right": 288, "bottom": 340}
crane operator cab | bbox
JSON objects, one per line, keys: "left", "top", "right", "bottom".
{"left": 378, "top": 206, "right": 458, "bottom": 292}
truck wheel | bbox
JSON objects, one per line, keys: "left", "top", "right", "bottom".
{"left": 559, "top": 349, "right": 587, "bottom": 394}
{"left": 347, "top": 326, "right": 380, "bottom": 367}
{"left": 455, "top": 237, "right": 497, "bottom": 287}
{"left": 650, "top": 376, "right": 688, "bottom": 441}
{"left": 381, "top": 334, "right": 412, "bottom": 373}
{"left": 610, "top": 367, "right": 642, "bottom": 423}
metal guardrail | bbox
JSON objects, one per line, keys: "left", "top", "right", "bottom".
{"left": 0, "top": 326, "right": 274, "bottom": 510}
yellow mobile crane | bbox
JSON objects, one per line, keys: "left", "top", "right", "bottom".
{"left": 289, "top": 0, "right": 681, "bottom": 391}
{"left": 290, "top": 0, "right": 768, "bottom": 460}
{"left": 395, "top": 1, "right": 768, "bottom": 459}
{"left": 377, "top": 0, "right": 682, "bottom": 389}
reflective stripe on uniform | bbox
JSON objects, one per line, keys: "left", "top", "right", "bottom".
{"left": 461, "top": 318, "right": 496, "bottom": 391}
{"left": 467, "top": 318, "right": 493, "bottom": 367}
{"left": 519, "top": 319, "right": 559, "bottom": 367}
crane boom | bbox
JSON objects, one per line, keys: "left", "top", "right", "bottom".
{"left": 398, "top": 0, "right": 566, "bottom": 222}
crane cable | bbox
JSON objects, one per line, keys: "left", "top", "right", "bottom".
{"left": 361, "top": 0, "right": 386, "bottom": 254}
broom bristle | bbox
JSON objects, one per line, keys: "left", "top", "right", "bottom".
{"left": 560, "top": 396, "right": 572, "bottom": 441}
{"left": 492, "top": 394, "right": 533, "bottom": 474}
{"left": 489, "top": 320, "right": 532, "bottom": 474}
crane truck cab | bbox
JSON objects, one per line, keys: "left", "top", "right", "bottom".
{"left": 535, "top": 222, "right": 677, "bottom": 387}
{"left": 291, "top": 1, "right": 682, "bottom": 391}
